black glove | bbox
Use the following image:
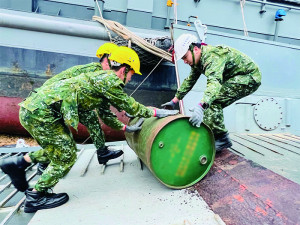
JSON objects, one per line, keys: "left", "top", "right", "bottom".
{"left": 189, "top": 104, "right": 205, "bottom": 127}
{"left": 161, "top": 100, "right": 177, "bottom": 110}
{"left": 154, "top": 109, "right": 179, "bottom": 118}
{"left": 123, "top": 118, "right": 144, "bottom": 133}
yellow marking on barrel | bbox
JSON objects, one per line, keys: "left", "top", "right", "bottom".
{"left": 176, "top": 131, "right": 200, "bottom": 177}
{"left": 169, "top": 137, "right": 181, "bottom": 164}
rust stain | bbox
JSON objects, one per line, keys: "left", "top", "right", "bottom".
{"left": 46, "top": 64, "right": 52, "bottom": 76}
{"left": 229, "top": 160, "right": 238, "bottom": 165}
{"left": 20, "top": 82, "right": 33, "bottom": 91}
{"left": 239, "top": 184, "right": 247, "bottom": 192}
{"left": 255, "top": 206, "right": 268, "bottom": 216}
{"left": 12, "top": 61, "right": 21, "bottom": 72}
{"left": 265, "top": 198, "right": 273, "bottom": 209}
{"left": 233, "top": 195, "right": 244, "bottom": 202}
{"left": 253, "top": 192, "right": 261, "bottom": 198}
{"left": 231, "top": 177, "right": 239, "bottom": 182}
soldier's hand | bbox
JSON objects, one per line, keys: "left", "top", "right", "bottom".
{"left": 189, "top": 104, "right": 205, "bottom": 127}
{"left": 123, "top": 118, "right": 144, "bottom": 133}
{"left": 161, "top": 100, "right": 177, "bottom": 110}
{"left": 154, "top": 109, "right": 179, "bottom": 118}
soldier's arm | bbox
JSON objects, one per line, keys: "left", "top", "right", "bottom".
{"left": 105, "top": 81, "right": 154, "bottom": 118}
{"left": 96, "top": 105, "right": 124, "bottom": 130}
{"left": 175, "top": 67, "right": 201, "bottom": 100}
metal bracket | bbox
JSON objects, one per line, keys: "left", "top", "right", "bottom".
{"left": 194, "top": 19, "right": 207, "bottom": 43}
{"left": 260, "top": 0, "right": 267, "bottom": 14}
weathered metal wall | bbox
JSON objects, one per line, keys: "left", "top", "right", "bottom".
{"left": 1, "top": 0, "right": 299, "bottom": 45}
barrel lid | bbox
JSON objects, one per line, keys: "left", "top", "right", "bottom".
{"left": 150, "top": 118, "right": 215, "bottom": 189}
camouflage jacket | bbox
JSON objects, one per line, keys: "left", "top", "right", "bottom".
{"left": 20, "top": 70, "right": 154, "bottom": 130}
{"left": 36, "top": 62, "right": 103, "bottom": 90}
{"left": 175, "top": 45, "right": 262, "bottom": 105}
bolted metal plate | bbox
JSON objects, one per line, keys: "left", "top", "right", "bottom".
{"left": 253, "top": 98, "right": 283, "bottom": 131}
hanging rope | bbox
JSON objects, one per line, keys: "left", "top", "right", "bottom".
{"left": 95, "top": 0, "right": 113, "bottom": 42}
{"left": 240, "top": 0, "right": 249, "bottom": 37}
{"left": 92, "top": 16, "right": 172, "bottom": 62}
{"left": 129, "top": 58, "right": 164, "bottom": 97}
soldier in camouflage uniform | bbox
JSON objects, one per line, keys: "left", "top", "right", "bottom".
{"left": 162, "top": 34, "right": 261, "bottom": 152}
{"left": 0, "top": 46, "right": 178, "bottom": 213}
{"left": 35, "top": 43, "right": 124, "bottom": 175}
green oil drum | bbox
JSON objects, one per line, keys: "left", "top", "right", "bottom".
{"left": 125, "top": 114, "right": 215, "bottom": 189}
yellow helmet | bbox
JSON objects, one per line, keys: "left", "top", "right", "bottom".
{"left": 96, "top": 43, "right": 119, "bottom": 58}
{"left": 109, "top": 46, "right": 142, "bottom": 75}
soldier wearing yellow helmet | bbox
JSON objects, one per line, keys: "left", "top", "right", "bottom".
{"left": 32, "top": 42, "right": 123, "bottom": 175}
{"left": 0, "top": 45, "right": 178, "bottom": 213}
{"left": 109, "top": 46, "right": 142, "bottom": 84}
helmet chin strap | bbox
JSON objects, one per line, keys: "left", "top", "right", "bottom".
{"left": 189, "top": 45, "right": 196, "bottom": 69}
{"left": 107, "top": 56, "right": 112, "bottom": 69}
{"left": 123, "top": 67, "right": 130, "bottom": 84}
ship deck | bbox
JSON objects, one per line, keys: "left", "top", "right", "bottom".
{"left": 0, "top": 133, "right": 299, "bottom": 225}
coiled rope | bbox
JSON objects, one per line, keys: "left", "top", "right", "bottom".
{"left": 92, "top": 16, "right": 172, "bottom": 63}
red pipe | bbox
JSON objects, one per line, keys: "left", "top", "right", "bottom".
{"left": 0, "top": 96, "right": 128, "bottom": 142}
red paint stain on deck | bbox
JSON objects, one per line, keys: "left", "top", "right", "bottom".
{"left": 239, "top": 184, "right": 247, "bottom": 192}
{"left": 233, "top": 195, "right": 244, "bottom": 202}
{"left": 229, "top": 160, "right": 238, "bottom": 165}
{"left": 231, "top": 177, "right": 239, "bottom": 182}
{"left": 253, "top": 192, "right": 261, "bottom": 198}
{"left": 265, "top": 199, "right": 273, "bottom": 209}
{"left": 256, "top": 206, "right": 268, "bottom": 216}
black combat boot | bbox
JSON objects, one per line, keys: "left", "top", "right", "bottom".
{"left": 24, "top": 188, "right": 69, "bottom": 213}
{"left": 37, "top": 163, "right": 49, "bottom": 175}
{"left": 0, "top": 155, "right": 31, "bottom": 192}
{"left": 97, "top": 146, "right": 124, "bottom": 164}
{"left": 215, "top": 132, "right": 232, "bottom": 153}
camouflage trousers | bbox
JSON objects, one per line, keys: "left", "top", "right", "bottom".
{"left": 79, "top": 110, "right": 105, "bottom": 150}
{"left": 19, "top": 105, "right": 78, "bottom": 192}
{"left": 203, "top": 75, "right": 261, "bottom": 136}
{"left": 31, "top": 110, "right": 105, "bottom": 165}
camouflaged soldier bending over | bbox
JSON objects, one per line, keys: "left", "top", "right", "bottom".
{"left": 0, "top": 46, "right": 178, "bottom": 213}
{"left": 35, "top": 43, "right": 124, "bottom": 175}
{"left": 162, "top": 34, "right": 261, "bottom": 152}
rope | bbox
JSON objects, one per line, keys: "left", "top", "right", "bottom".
{"left": 129, "top": 58, "right": 164, "bottom": 97}
{"left": 92, "top": 15, "right": 173, "bottom": 99}
{"left": 95, "top": 0, "right": 113, "bottom": 42}
{"left": 92, "top": 16, "right": 172, "bottom": 62}
{"left": 240, "top": 0, "right": 249, "bottom": 36}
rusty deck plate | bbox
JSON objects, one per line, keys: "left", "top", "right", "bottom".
{"left": 194, "top": 134, "right": 300, "bottom": 225}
